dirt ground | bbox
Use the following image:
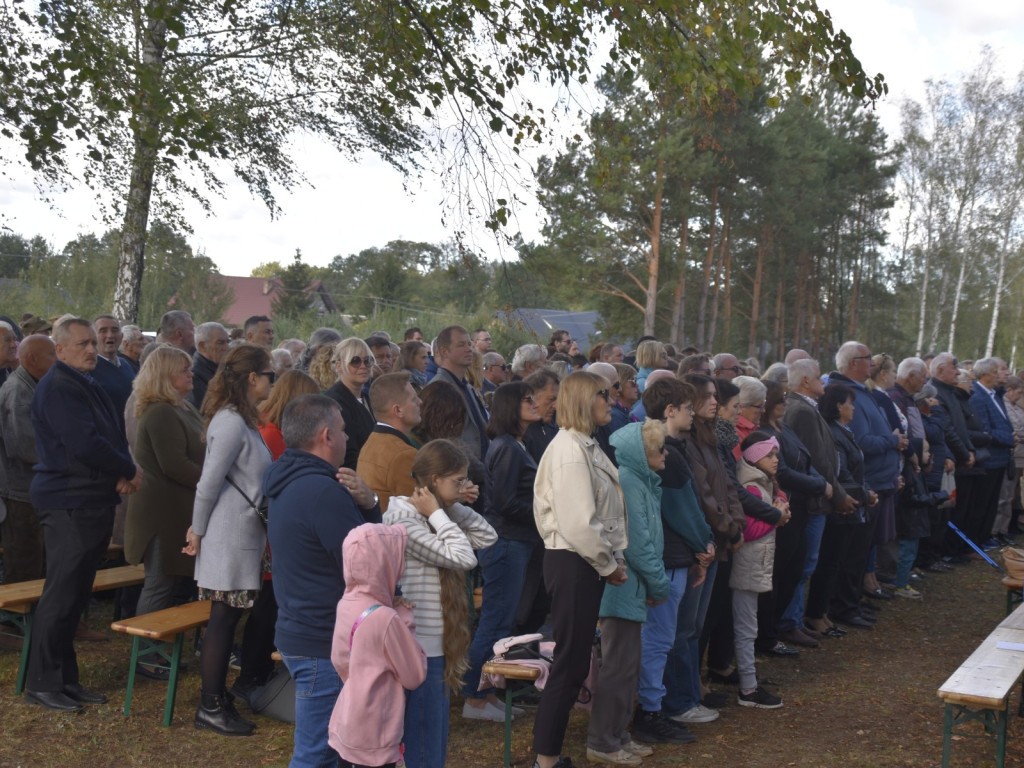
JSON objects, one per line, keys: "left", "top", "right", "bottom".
{"left": 1, "top": 555, "right": 1021, "bottom": 768}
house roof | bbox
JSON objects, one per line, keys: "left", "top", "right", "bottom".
{"left": 497, "top": 307, "right": 602, "bottom": 346}
{"left": 216, "top": 275, "right": 336, "bottom": 326}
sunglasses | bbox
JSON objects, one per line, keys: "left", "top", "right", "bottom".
{"left": 596, "top": 389, "right": 611, "bottom": 401}
{"left": 347, "top": 356, "right": 374, "bottom": 368}
{"left": 256, "top": 371, "right": 276, "bottom": 384}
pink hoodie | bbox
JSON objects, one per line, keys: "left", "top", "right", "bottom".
{"left": 329, "top": 524, "right": 428, "bottom": 766}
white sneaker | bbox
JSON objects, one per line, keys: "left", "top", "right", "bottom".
{"left": 462, "top": 699, "right": 509, "bottom": 722}
{"left": 586, "top": 747, "right": 642, "bottom": 765}
{"left": 622, "top": 740, "right": 654, "bottom": 757}
{"left": 670, "top": 703, "right": 720, "bottom": 723}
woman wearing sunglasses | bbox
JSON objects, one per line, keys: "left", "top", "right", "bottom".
{"left": 531, "top": 372, "right": 628, "bottom": 768}
{"left": 184, "top": 343, "right": 275, "bottom": 736}
{"left": 325, "top": 337, "right": 377, "bottom": 470}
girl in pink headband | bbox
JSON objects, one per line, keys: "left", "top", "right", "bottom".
{"left": 732, "top": 431, "right": 791, "bottom": 709}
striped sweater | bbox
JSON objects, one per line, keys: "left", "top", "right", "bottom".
{"left": 383, "top": 496, "right": 496, "bottom": 657}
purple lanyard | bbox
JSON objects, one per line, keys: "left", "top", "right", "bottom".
{"left": 350, "top": 604, "right": 381, "bottom": 648}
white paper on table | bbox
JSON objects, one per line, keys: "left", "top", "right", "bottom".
{"left": 996, "top": 641, "right": 1024, "bottom": 651}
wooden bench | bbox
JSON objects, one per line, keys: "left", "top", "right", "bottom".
{"left": 110, "top": 600, "right": 212, "bottom": 726}
{"left": 0, "top": 563, "right": 145, "bottom": 695}
{"left": 1002, "top": 575, "right": 1023, "bottom": 616}
{"left": 938, "top": 603, "right": 1024, "bottom": 767}
{"left": 482, "top": 660, "right": 542, "bottom": 768}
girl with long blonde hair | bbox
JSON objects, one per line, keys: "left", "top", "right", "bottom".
{"left": 383, "top": 439, "right": 497, "bottom": 768}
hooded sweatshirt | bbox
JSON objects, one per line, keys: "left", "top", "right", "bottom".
{"left": 330, "top": 524, "right": 427, "bottom": 767}
{"left": 265, "top": 448, "right": 376, "bottom": 658}
{"left": 599, "top": 422, "right": 670, "bottom": 623}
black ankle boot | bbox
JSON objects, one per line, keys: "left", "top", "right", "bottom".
{"left": 223, "top": 689, "right": 256, "bottom": 729}
{"left": 195, "top": 691, "right": 255, "bottom": 736}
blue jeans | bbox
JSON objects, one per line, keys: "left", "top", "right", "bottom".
{"left": 404, "top": 655, "right": 448, "bottom": 768}
{"left": 281, "top": 653, "right": 342, "bottom": 768}
{"left": 638, "top": 567, "right": 688, "bottom": 712}
{"left": 780, "top": 513, "right": 826, "bottom": 632}
{"left": 896, "top": 537, "right": 920, "bottom": 588}
{"left": 461, "top": 538, "right": 534, "bottom": 699}
{"left": 662, "top": 560, "right": 717, "bottom": 715}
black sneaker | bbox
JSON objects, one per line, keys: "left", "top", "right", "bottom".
{"left": 738, "top": 686, "right": 783, "bottom": 709}
{"left": 631, "top": 709, "right": 697, "bottom": 744}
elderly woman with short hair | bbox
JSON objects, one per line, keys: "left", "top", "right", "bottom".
{"left": 635, "top": 340, "right": 667, "bottom": 393}
{"left": 325, "top": 337, "right": 376, "bottom": 470}
{"left": 734, "top": 376, "right": 767, "bottom": 453}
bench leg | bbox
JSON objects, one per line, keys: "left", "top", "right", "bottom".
{"left": 996, "top": 702, "right": 1009, "bottom": 768}
{"left": 942, "top": 703, "right": 953, "bottom": 768}
{"left": 14, "top": 611, "right": 33, "bottom": 696}
{"left": 124, "top": 636, "right": 141, "bottom": 717}
{"left": 503, "top": 684, "right": 513, "bottom": 768}
{"left": 164, "top": 634, "right": 184, "bottom": 727}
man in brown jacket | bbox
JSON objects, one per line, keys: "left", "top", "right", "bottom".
{"left": 356, "top": 372, "right": 422, "bottom": 511}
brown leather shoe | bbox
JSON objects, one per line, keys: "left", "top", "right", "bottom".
{"left": 779, "top": 628, "right": 820, "bottom": 648}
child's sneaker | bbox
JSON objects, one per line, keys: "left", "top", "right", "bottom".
{"left": 893, "top": 585, "right": 922, "bottom": 599}
{"left": 738, "top": 686, "right": 783, "bottom": 709}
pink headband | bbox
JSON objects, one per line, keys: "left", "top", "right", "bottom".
{"left": 742, "top": 436, "right": 779, "bottom": 465}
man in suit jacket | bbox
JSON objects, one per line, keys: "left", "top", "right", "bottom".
{"left": 968, "top": 357, "right": 1016, "bottom": 549}
{"left": 25, "top": 318, "right": 141, "bottom": 712}
{"left": 357, "top": 372, "right": 422, "bottom": 511}
{"left": 430, "top": 325, "right": 489, "bottom": 462}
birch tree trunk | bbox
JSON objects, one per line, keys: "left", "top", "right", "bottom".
{"left": 113, "top": 9, "right": 167, "bottom": 324}
{"left": 643, "top": 156, "right": 665, "bottom": 337}
{"left": 695, "top": 185, "right": 718, "bottom": 351}
{"left": 707, "top": 204, "right": 729, "bottom": 350}
{"left": 669, "top": 182, "right": 692, "bottom": 346}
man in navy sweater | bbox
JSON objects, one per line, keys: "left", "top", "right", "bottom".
{"left": 25, "top": 318, "right": 141, "bottom": 712}
{"left": 264, "top": 394, "right": 381, "bottom": 768}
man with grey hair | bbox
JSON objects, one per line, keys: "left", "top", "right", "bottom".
{"left": 968, "top": 357, "right": 1015, "bottom": 550}
{"left": 711, "top": 352, "right": 742, "bottom": 380}
{"left": 600, "top": 344, "right": 624, "bottom": 364}
{"left": 784, "top": 349, "right": 810, "bottom": 365}
{"left": 264, "top": 393, "right": 379, "bottom": 766}
{"left": 888, "top": 357, "right": 929, "bottom": 457}
{"left": 928, "top": 352, "right": 977, "bottom": 560}
{"left": 511, "top": 343, "right": 545, "bottom": 380}
{"left": 190, "top": 322, "right": 229, "bottom": 409}
{"left": 481, "top": 351, "right": 507, "bottom": 393}
{"left": 761, "top": 362, "right": 788, "bottom": 384}
{"left": 118, "top": 324, "right": 146, "bottom": 373}
{"left": 158, "top": 310, "right": 195, "bottom": 354}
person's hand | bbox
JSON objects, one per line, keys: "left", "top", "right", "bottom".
{"left": 729, "top": 536, "right": 744, "bottom": 552}
{"left": 336, "top": 467, "right": 375, "bottom": 508}
{"left": 823, "top": 482, "right": 834, "bottom": 500}
{"left": 840, "top": 494, "right": 859, "bottom": 514}
{"left": 895, "top": 429, "right": 909, "bottom": 451}
{"left": 410, "top": 486, "right": 440, "bottom": 517}
{"left": 605, "top": 563, "right": 628, "bottom": 586}
{"left": 116, "top": 477, "right": 131, "bottom": 494}
{"left": 695, "top": 551, "right": 714, "bottom": 568}
{"left": 897, "top": 475, "right": 906, "bottom": 491}
{"left": 459, "top": 481, "right": 480, "bottom": 505}
{"left": 182, "top": 527, "right": 200, "bottom": 556}
{"left": 944, "top": 458, "right": 955, "bottom": 473}
{"left": 646, "top": 597, "right": 666, "bottom": 606}
{"left": 967, "top": 451, "right": 976, "bottom": 468}
{"left": 689, "top": 563, "right": 707, "bottom": 588}
{"left": 777, "top": 507, "right": 792, "bottom": 526}
{"left": 868, "top": 490, "right": 879, "bottom": 507}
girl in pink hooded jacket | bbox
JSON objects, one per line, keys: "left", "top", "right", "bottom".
{"left": 330, "top": 524, "right": 428, "bottom": 768}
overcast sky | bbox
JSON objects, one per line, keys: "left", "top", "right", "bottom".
{"left": 1, "top": 0, "right": 1022, "bottom": 277}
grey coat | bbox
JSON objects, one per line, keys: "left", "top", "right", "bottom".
{"left": 192, "top": 407, "right": 272, "bottom": 592}
{"left": 0, "top": 366, "right": 40, "bottom": 502}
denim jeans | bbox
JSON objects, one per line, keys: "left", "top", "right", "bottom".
{"left": 281, "top": 653, "right": 342, "bottom": 768}
{"left": 779, "top": 513, "right": 826, "bottom": 632}
{"left": 404, "top": 655, "right": 448, "bottom": 768}
{"left": 896, "top": 537, "right": 920, "bottom": 588}
{"left": 461, "top": 538, "right": 534, "bottom": 699}
{"left": 662, "top": 561, "right": 717, "bottom": 716}
{"left": 637, "top": 567, "right": 688, "bottom": 712}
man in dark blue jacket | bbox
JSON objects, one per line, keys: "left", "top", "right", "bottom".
{"left": 25, "top": 317, "right": 140, "bottom": 712}
{"left": 265, "top": 394, "right": 380, "bottom": 768}
{"left": 968, "top": 358, "right": 1016, "bottom": 550}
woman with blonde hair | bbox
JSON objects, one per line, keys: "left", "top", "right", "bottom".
{"left": 125, "top": 346, "right": 204, "bottom": 631}
{"left": 384, "top": 439, "right": 497, "bottom": 768}
{"left": 635, "top": 340, "right": 667, "bottom": 393}
{"left": 308, "top": 344, "right": 337, "bottom": 391}
{"left": 184, "top": 344, "right": 274, "bottom": 737}
{"left": 325, "top": 337, "right": 376, "bottom": 469}
{"left": 532, "top": 371, "right": 629, "bottom": 768}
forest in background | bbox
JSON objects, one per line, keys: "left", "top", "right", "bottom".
{"left": 1, "top": 49, "right": 1022, "bottom": 365}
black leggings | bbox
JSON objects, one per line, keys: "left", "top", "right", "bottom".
{"left": 201, "top": 600, "right": 245, "bottom": 695}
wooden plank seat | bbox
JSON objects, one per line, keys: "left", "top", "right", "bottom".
{"left": 110, "top": 600, "right": 212, "bottom": 726}
{"left": 482, "top": 660, "right": 542, "bottom": 768}
{"left": 938, "top": 604, "right": 1024, "bottom": 768}
{"left": 0, "top": 563, "right": 145, "bottom": 695}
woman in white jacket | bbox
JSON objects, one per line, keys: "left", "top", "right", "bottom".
{"left": 531, "top": 371, "right": 629, "bottom": 768}
{"left": 383, "top": 439, "right": 496, "bottom": 768}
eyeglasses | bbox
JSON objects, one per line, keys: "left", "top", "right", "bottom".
{"left": 346, "top": 356, "right": 373, "bottom": 368}
{"left": 627, "top": 378, "right": 637, "bottom": 386}
{"left": 595, "top": 389, "right": 611, "bottom": 401}
{"left": 742, "top": 402, "right": 766, "bottom": 411}
{"left": 522, "top": 395, "right": 535, "bottom": 403}
{"left": 723, "top": 365, "right": 742, "bottom": 374}
{"left": 851, "top": 355, "right": 873, "bottom": 362}
{"left": 257, "top": 371, "right": 276, "bottom": 384}
{"left": 485, "top": 364, "right": 511, "bottom": 371}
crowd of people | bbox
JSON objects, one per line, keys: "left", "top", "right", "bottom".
{"left": 0, "top": 309, "right": 1022, "bottom": 768}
